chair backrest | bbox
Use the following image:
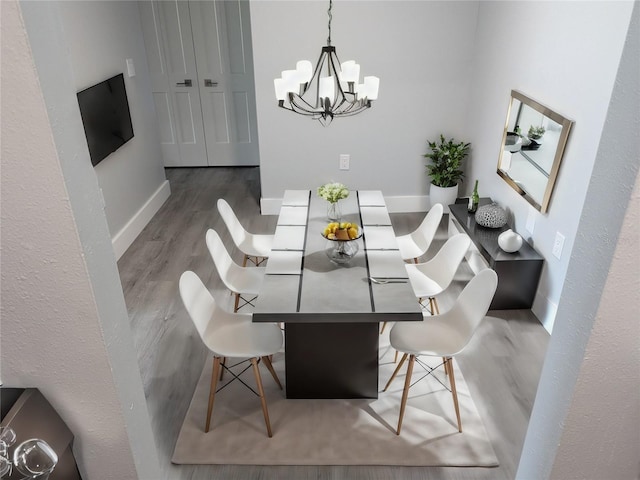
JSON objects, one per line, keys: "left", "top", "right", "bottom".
{"left": 442, "top": 268, "right": 498, "bottom": 352}
{"left": 417, "top": 233, "right": 471, "bottom": 289}
{"left": 179, "top": 270, "right": 237, "bottom": 345}
{"left": 205, "top": 229, "right": 244, "bottom": 292}
{"left": 410, "top": 203, "right": 444, "bottom": 255}
{"left": 217, "top": 198, "right": 248, "bottom": 248}
{"left": 179, "top": 270, "right": 216, "bottom": 341}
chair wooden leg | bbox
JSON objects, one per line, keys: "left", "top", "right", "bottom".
{"left": 394, "top": 350, "right": 399, "bottom": 363}
{"left": 413, "top": 257, "right": 418, "bottom": 264}
{"left": 261, "top": 355, "right": 283, "bottom": 390}
{"left": 251, "top": 358, "right": 273, "bottom": 437}
{"left": 242, "top": 255, "right": 248, "bottom": 267}
{"left": 380, "top": 321, "right": 387, "bottom": 334}
{"left": 383, "top": 352, "right": 408, "bottom": 391}
{"left": 234, "top": 293, "right": 240, "bottom": 312}
{"left": 206, "top": 356, "right": 222, "bottom": 433}
{"left": 397, "top": 354, "right": 415, "bottom": 435}
{"left": 446, "top": 357, "right": 462, "bottom": 432}
{"left": 219, "top": 357, "right": 226, "bottom": 381}
{"left": 432, "top": 297, "right": 440, "bottom": 315}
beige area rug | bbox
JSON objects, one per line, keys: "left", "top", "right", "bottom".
{"left": 172, "top": 328, "right": 498, "bottom": 466}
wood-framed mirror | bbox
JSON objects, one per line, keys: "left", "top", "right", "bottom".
{"left": 497, "top": 90, "right": 573, "bottom": 213}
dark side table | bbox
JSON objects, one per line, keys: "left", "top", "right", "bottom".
{"left": 449, "top": 200, "right": 544, "bottom": 310}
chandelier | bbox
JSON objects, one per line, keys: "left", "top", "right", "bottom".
{"left": 273, "top": 0, "right": 379, "bottom": 126}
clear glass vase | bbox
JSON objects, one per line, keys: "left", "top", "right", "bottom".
{"left": 327, "top": 201, "right": 341, "bottom": 221}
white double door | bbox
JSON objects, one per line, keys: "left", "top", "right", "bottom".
{"left": 139, "top": 0, "right": 259, "bottom": 167}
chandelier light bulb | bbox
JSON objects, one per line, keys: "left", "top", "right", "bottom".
{"left": 364, "top": 76, "right": 380, "bottom": 100}
{"left": 296, "top": 60, "right": 313, "bottom": 84}
{"left": 319, "top": 76, "right": 335, "bottom": 103}
{"left": 274, "top": 78, "right": 287, "bottom": 101}
{"left": 339, "top": 61, "right": 360, "bottom": 84}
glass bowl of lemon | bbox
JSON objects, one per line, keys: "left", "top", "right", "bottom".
{"left": 321, "top": 222, "right": 362, "bottom": 264}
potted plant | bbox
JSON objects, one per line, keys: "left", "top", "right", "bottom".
{"left": 527, "top": 125, "right": 545, "bottom": 140}
{"left": 424, "top": 134, "right": 471, "bottom": 211}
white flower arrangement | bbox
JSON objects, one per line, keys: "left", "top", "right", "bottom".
{"left": 317, "top": 182, "right": 350, "bottom": 204}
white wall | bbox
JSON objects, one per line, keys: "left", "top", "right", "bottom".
{"left": 251, "top": 0, "right": 479, "bottom": 210}
{"left": 518, "top": 3, "right": 639, "bottom": 476}
{"left": 251, "top": 1, "right": 634, "bottom": 332}
{"left": 44, "top": 0, "right": 169, "bottom": 259}
{"left": 1, "top": 1, "right": 160, "bottom": 479}
{"left": 463, "top": 0, "right": 635, "bottom": 331}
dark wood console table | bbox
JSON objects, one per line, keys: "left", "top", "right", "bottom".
{"left": 449, "top": 199, "right": 544, "bottom": 310}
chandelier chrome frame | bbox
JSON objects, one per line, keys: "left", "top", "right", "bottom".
{"left": 274, "top": 0, "right": 379, "bottom": 126}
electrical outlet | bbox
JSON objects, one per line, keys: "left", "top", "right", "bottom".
{"left": 339, "top": 154, "right": 350, "bottom": 170}
{"left": 552, "top": 231, "right": 565, "bottom": 259}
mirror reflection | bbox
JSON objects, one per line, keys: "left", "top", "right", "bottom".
{"left": 497, "top": 90, "right": 573, "bottom": 213}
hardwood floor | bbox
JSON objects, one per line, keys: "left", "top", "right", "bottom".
{"left": 117, "top": 167, "right": 550, "bottom": 480}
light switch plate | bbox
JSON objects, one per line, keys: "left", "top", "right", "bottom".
{"left": 552, "top": 231, "right": 565, "bottom": 259}
{"left": 339, "top": 154, "right": 350, "bottom": 170}
{"left": 126, "top": 58, "right": 136, "bottom": 77}
{"left": 526, "top": 210, "right": 536, "bottom": 234}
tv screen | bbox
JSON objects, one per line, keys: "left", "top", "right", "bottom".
{"left": 77, "top": 73, "right": 134, "bottom": 166}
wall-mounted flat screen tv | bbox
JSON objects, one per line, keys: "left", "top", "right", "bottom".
{"left": 77, "top": 73, "right": 134, "bottom": 166}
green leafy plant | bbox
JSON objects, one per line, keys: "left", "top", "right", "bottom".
{"left": 424, "top": 134, "right": 471, "bottom": 188}
{"left": 527, "top": 125, "right": 545, "bottom": 140}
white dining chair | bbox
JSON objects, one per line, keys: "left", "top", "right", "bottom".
{"left": 206, "top": 228, "right": 265, "bottom": 312}
{"left": 380, "top": 232, "right": 471, "bottom": 338}
{"left": 179, "top": 270, "right": 283, "bottom": 437}
{"left": 217, "top": 198, "right": 274, "bottom": 266}
{"left": 405, "top": 233, "right": 471, "bottom": 315}
{"left": 395, "top": 203, "right": 444, "bottom": 263}
{"left": 383, "top": 268, "right": 498, "bottom": 435}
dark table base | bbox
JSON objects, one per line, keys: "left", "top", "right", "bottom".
{"left": 284, "top": 322, "right": 380, "bottom": 399}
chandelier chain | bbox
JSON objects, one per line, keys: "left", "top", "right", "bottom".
{"left": 327, "top": 0, "right": 333, "bottom": 45}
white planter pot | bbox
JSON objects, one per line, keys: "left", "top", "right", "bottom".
{"left": 429, "top": 184, "right": 458, "bottom": 213}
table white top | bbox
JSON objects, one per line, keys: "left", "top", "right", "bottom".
{"left": 254, "top": 190, "right": 422, "bottom": 322}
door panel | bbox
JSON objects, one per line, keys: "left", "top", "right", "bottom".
{"left": 189, "top": 0, "right": 259, "bottom": 166}
{"left": 139, "top": 0, "right": 259, "bottom": 167}
{"left": 232, "top": 92, "right": 250, "bottom": 143}
{"left": 139, "top": 1, "right": 207, "bottom": 167}
{"left": 152, "top": 92, "right": 174, "bottom": 142}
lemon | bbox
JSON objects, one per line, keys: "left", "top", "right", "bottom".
{"left": 347, "top": 227, "right": 358, "bottom": 239}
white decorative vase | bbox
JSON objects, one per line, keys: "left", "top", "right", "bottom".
{"left": 498, "top": 229, "right": 523, "bottom": 253}
{"left": 429, "top": 184, "right": 458, "bottom": 213}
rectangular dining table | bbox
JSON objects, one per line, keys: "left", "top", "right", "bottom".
{"left": 253, "top": 190, "right": 423, "bottom": 399}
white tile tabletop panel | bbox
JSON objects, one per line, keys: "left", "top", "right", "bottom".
{"left": 272, "top": 225, "right": 306, "bottom": 251}
{"left": 282, "top": 190, "right": 310, "bottom": 206}
{"left": 277, "top": 206, "right": 308, "bottom": 225}
{"left": 359, "top": 206, "right": 392, "bottom": 226}
{"left": 362, "top": 226, "right": 398, "bottom": 250}
{"left": 366, "top": 250, "right": 409, "bottom": 279}
{"left": 265, "top": 250, "right": 303, "bottom": 275}
{"left": 357, "top": 190, "right": 386, "bottom": 206}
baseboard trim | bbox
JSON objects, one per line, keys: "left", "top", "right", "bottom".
{"left": 260, "top": 194, "right": 430, "bottom": 215}
{"left": 112, "top": 180, "right": 171, "bottom": 260}
{"left": 532, "top": 294, "right": 557, "bottom": 334}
